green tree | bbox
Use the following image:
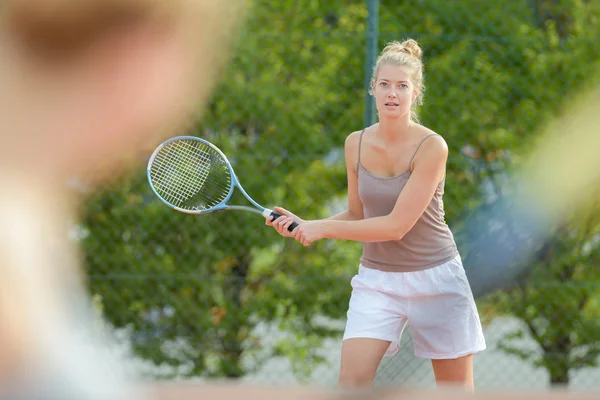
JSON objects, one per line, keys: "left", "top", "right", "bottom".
{"left": 487, "top": 201, "right": 600, "bottom": 386}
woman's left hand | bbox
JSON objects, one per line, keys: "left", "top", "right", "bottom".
{"left": 292, "top": 220, "right": 328, "bottom": 246}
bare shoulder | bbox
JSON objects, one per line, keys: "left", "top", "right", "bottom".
{"left": 416, "top": 126, "right": 448, "bottom": 157}
{"left": 344, "top": 129, "right": 364, "bottom": 150}
{"left": 343, "top": 129, "right": 367, "bottom": 170}
{"left": 411, "top": 126, "right": 448, "bottom": 171}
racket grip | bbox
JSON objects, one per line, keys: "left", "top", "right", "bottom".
{"left": 268, "top": 211, "right": 299, "bottom": 232}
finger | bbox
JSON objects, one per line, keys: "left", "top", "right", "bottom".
{"left": 283, "top": 217, "right": 294, "bottom": 229}
{"left": 271, "top": 214, "right": 282, "bottom": 226}
{"left": 274, "top": 206, "right": 292, "bottom": 216}
{"left": 283, "top": 218, "right": 295, "bottom": 231}
{"left": 279, "top": 219, "right": 294, "bottom": 235}
{"left": 270, "top": 217, "right": 281, "bottom": 229}
{"left": 274, "top": 216, "right": 289, "bottom": 230}
{"left": 265, "top": 215, "right": 274, "bottom": 226}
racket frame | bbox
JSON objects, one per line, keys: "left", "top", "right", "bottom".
{"left": 147, "top": 136, "right": 275, "bottom": 218}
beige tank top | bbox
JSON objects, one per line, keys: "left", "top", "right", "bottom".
{"left": 357, "top": 129, "right": 459, "bottom": 272}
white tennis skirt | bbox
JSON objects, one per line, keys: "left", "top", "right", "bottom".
{"left": 342, "top": 254, "right": 487, "bottom": 359}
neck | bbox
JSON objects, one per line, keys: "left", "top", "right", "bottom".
{"left": 376, "top": 113, "right": 412, "bottom": 144}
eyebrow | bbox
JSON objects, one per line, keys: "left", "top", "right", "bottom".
{"left": 379, "top": 79, "right": 409, "bottom": 83}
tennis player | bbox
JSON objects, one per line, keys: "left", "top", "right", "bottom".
{"left": 267, "top": 39, "right": 486, "bottom": 391}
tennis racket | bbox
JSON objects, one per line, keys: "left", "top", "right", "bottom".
{"left": 146, "top": 136, "right": 298, "bottom": 231}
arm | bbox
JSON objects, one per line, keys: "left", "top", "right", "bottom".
{"left": 267, "top": 131, "right": 364, "bottom": 235}
{"left": 311, "top": 135, "right": 449, "bottom": 243}
{"left": 326, "top": 132, "right": 364, "bottom": 222}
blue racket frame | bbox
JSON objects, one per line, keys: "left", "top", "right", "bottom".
{"left": 147, "top": 136, "right": 297, "bottom": 231}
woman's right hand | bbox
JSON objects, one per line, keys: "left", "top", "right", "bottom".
{"left": 265, "top": 206, "right": 303, "bottom": 238}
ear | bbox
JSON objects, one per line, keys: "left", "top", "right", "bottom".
{"left": 412, "top": 86, "right": 420, "bottom": 101}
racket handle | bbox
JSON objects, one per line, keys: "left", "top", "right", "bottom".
{"left": 266, "top": 210, "right": 299, "bottom": 232}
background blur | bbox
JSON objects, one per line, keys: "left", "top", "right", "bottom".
{"left": 78, "top": 0, "right": 600, "bottom": 391}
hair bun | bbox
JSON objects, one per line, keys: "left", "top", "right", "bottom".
{"left": 400, "top": 39, "right": 422, "bottom": 59}
{"left": 382, "top": 39, "right": 422, "bottom": 59}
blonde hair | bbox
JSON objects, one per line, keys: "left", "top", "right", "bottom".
{"left": 4, "top": 0, "right": 177, "bottom": 59}
{"left": 370, "top": 39, "right": 425, "bottom": 123}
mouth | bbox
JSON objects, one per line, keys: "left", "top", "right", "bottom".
{"left": 385, "top": 102, "right": 399, "bottom": 107}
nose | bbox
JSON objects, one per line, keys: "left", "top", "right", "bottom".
{"left": 387, "top": 88, "right": 398, "bottom": 98}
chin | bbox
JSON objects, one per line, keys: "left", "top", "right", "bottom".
{"left": 379, "top": 110, "right": 407, "bottom": 120}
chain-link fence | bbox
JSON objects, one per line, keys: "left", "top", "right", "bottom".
{"left": 79, "top": 0, "right": 600, "bottom": 390}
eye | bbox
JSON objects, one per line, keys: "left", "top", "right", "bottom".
{"left": 400, "top": 83, "right": 409, "bottom": 89}
{"left": 379, "top": 82, "right": 388, "bottom": 87}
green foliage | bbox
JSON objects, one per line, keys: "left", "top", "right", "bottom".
{"left": 80, "top": 0, "right": 600, "bottom": 383}
{"left": 487, "top": 202, "right": 600, "bottom": 385}
{"left": 83, "top": 0, "right": 366, "bottom": 379}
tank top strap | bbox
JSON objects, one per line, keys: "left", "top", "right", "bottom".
{"left": 408, "top": 133, "right": 439, "bottom": 172}
{"left": 356, "top": 129, "right": 366, "bottom": 172}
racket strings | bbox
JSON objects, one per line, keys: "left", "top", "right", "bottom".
{"left": 164, "top": 141, "right": 230, "bottom": 205}
{"left": 150, "top": 139, "right": 232, "bottom": 210}
{"left": 153, "top": 154, "right": 196, "bottom": 203}
{"left": 185, "top": 141, "right": 233, "bottom": 203}
{"left": 152, "top": 144, "right": 203, "bottom": 204}
{"left": 153, "top": 145, "right": 228, "bottom": 209}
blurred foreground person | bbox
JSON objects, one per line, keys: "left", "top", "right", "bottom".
{"left": 0, "top": 0, "right": 246, "bottom": 398}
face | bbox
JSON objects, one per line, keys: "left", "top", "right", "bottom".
{"left": 372, "top": 63, "right": 418, "bottom": 120}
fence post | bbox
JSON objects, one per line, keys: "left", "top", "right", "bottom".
{"left": 364, "top": 0, "right": 379, "bottom": 127}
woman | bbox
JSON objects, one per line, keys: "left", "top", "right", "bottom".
{"left": 266, "top": 39, "right": 486, "bottom": 391}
